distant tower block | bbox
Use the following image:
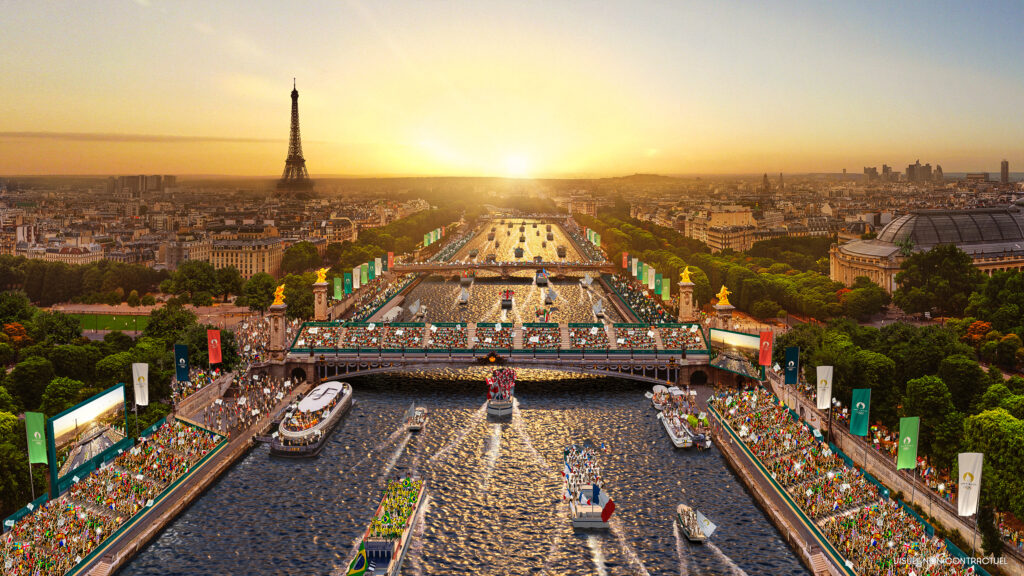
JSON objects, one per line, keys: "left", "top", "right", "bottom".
{"left": 277, "top": 79, "right": 314, "bottom": 194}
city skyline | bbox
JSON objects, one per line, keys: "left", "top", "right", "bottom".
{"left": 3, "top": 1, "right": 1024, "bottom": 177}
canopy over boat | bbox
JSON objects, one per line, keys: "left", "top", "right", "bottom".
{"left": 653, "top": 384, "right": 668, "bottom": 394}
{"left": 296, "top": 381, "right": 347, "bottom": 413}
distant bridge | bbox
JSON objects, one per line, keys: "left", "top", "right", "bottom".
{"left": 391, "top": 261, "right": 616, "bottom": 276}
{"left": 283, "top": 349, "right": 710, "bottom": 386}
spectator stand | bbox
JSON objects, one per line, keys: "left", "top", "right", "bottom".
{"left": 290, "top": 322, "right": 346, "bottom": 353}
{"left": 612, "top": 323, "right": 658, "bottom": 351}
{"left": 340, "top": 322, "right": 384, "bottom": 350}
{"left": 474, "top": 323, "right": 514, "bottom": 350}
{"left": 522, "top": 322, "right": 560, "bottom": 349}
{"left": 381, "top": 322, "right": 425, "bottom": 350}
{"left": 658, "top": 323, "right": 709, "bottom": 354}
{"left": 567, "top": 323, "right": 610, "bottom": 350}
{"left": 427, "top": 323, "right": 469, "bottom": 351}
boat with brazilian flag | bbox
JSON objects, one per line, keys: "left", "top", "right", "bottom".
{"left": 346, "top": 477, "right": 426, "bottom": 576}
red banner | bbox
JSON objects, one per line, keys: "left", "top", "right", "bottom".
{"left": 622, "top": 252, "right": 629, "bottom": 269}
{"left": 208, "top": 329, "right": 222, "bottom": 365}
{"left": 387, "top": 252, "right": 394, "bottom": 269}
{"left": 759, "top": 331, "right": 773, "bottom": 366}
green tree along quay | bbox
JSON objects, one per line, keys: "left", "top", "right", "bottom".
{"left": 6, "top": 356, "right": 55, "bottom": 411}
{"left": 282, "top": 273, "right": 315, "bottom": 320}
{"left": 165, "top": 260, "right": 220, "bottom": 305}
{"left": 0, "top": 255, "right": 166, "bottom": 306}
{"left": 0, "top": 411, "right": 34, "bottom": 517}
{"left": 937, "top": 354, "right": 990, "bottom": 413}
{"left": 962, "top": 409, "right": 1024, "bottom": 525}
{"left": 143, "top": 303, "right": 198, "bottom": 344}
{"left": 183, "top": 325, "right": 240, "bottom": 371}
{"left": 243, "top": 272, "right": 278, "bottom": 313}
{"left": 216, "top": 267, "right": 245, "bottom": 302}
{"left": 39, "top": 376, "right": 85, "bottom": 417}
{"left": 901, "top": 375, "right": 956, "bottom": 457}
{"left": 893, "top": 244, "right": 985, "bottom": 317}
{"left": 281, "top": 241, "right": 322, "bottom": 275}
{"left": 966, "top": 269, "right": 1024, "bottom": 334}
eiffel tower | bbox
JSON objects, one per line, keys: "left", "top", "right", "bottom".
{"left": 276, "top": 79, "right": 314, "bottom": 194}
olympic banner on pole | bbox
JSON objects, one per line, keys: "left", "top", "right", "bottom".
{"left": 344, "top": 272, "right": 353, "bottom": 295}
{"left": 174, "top": 344, "right": 189, "bottom": 382}
{"left": 897, "top": 416, "right": 919, "bottom": 470}
{"left": 25, "top": 412, "right": 47, "bottom": 464}
{"left": 815, "top": 365, "right": 833, "bottom": 410}
{"left": 333, "top": 277, "right": 343, "bottom": 299}
{"left": 758, "top": 331, "right": 773, "bottom": 366}
{"left": 957, "top": 452, "right": 983, "bottom": 516}
{"left": 622, "top": 252, "right": 628, "bottom": 269}
{"left": 850, "top": 388, "right": 870, "bottom": 436}
{"left": 207, "top": 329, "right": 222, "bottom": 365}
{"left": 132, "top": 362, "right": 149, "bottom": 406}
{"left": 784, "top": 347, "right": 800, "bottom": 385}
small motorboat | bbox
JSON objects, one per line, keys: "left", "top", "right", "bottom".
{"left": 406, "top": 403, "right": 428, "bottom": 432}
{"left": 676, "top": 504, "right": 715, "bottom": 543}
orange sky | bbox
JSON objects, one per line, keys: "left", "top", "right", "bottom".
{"left": 2, "top": 1, "right": 1023, "bottom": 177}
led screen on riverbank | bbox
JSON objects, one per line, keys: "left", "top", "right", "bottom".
{"left": 48, "top": 384, "right": 127, "bottom": 482}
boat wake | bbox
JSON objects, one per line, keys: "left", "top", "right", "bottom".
{"left": 586, "top": 535, "right": 608, "bottom": 576}
{"left": 481, "top": 424, "right": 502, "bottom": 490}
{"left": 427, "top": 402, "right": 487, "bottom": 465}
{"left": 672, "top": 522, "right": 691, "bottom": 576}
{"left": 707, "top": 542, "right": 749, "bottom": 576}
{"left": 379, "top": 432, "right": 412, "bottom": 481}
{"left": 340, "top": 421, "right": 408, "bottom": 475}
{"left": 610, "top": 518, "right": 652, "bottom": 576}
{"left": 512, "top": 398, "right": 553, "bottom": 473}
{"left": 406, "top": 493, "right": 433, "bottom": 576}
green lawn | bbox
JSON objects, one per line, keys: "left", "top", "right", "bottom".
{"left": 69, "top": 313, "right": 150, "bottom": 332}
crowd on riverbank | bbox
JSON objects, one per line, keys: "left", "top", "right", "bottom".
{"left": 172, "top": 367, "right": 221, "bottom": 404}
{"left": 606, "top": 274, "right": 673, "bottom": 324}
{"left": 351, "top": 274, "right": 416, "bottom": 322}
{"left": 613, "top": 325, "right": 657, "bottom": 349}
{"left": 712, "top": 388, "right": 972, "bottom": 575}
{"left": 0, "top": 421, "right": 222, "bottom": 576}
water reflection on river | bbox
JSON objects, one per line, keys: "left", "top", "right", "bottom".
{"left": 121, "top": 370, "right": 808, "bottom": 576}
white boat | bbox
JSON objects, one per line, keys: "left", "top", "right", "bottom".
{"left": 409, "top": 299, "right": 425, "bottom": 320}
{"left": 657, "top": 412, "right": 694, "bottom": 449}
{"left": 486, "top": 367, "right": 515, "bottom": 417}
{"left": 581, "top": 273, "right": 593, "bottom": 290}
{"left": 535, "top": 270, "right": 549, "bottom": 286}
{"left": 271, "top": 381, "right": 353, "bottom": 457}
{"left": 676, "top": 504, "right": 715, "bottom": 543}
{"left": 458, "top": 287, "right": 470, "bottom": 306}
{"left": 592, "top": 300, "right": 604, "bottom": 319}
{"left": 544, "top": 287, "right": 558, "bottom": 305}
{"left": 651, "top": 384, "right": 669, "bottom": 410}
{"left": 563, "top": 445, "right": 615, "bottom": 529}
{"left": 406, "top": 403, "right": 428, "bottom": 432}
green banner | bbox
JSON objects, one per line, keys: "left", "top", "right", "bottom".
{"left": 424, "top": 233, "right": 430, "bottom": 246}
{"left": 333, "top": 277, "right": 342, "bottom": 299}
{"left": 654, "top": 273, "right": 663, "bottom": 295}
{"left": 368, "top": 260, "right": 376, "bottom": 280}
{"left": 595, "top": 233, "right": 601, "bottom": 247}
{"left": 850, "top": 388, "right": 870, "bottom": 437}
{"left": 897, "top": 416, "right": 919, "bottom": 470}
{"left": 360, "top": 263, "right": 369, "bottom": 284}
{"left": 344, "top": 273, "right": 352, "bottom": 295}
{"left": 26, "top": 411, "right": 47, "bottom": 464}
{"left": 662, "top": 278, "right": 671, "bottom": 301}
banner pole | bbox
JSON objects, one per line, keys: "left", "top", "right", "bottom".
{"left": 28, "top": 462, "right": 35, "bottom": 501}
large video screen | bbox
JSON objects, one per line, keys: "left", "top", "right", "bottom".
{"left": 708, "top": 328, "right": 760, "bottom": 353}
{"left": 49, "top": 384, "right": 127, "bottom": 481}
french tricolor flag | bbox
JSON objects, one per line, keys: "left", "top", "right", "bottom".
{"left": 594, "top": 484, "right": 615, "bottom": 522}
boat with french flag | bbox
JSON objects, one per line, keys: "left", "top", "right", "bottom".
{"left": 561, "top": 444, "right": 615, "bottom": 529}
{"left": 486, "top": 367, "right": 515, "bottom": 417}
{"left": 345, "top": 477, "right": 426, "bottom": 576}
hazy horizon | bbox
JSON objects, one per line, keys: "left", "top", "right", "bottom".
{"left": 3, "top": 1, "right": 1023, "bottom": 177}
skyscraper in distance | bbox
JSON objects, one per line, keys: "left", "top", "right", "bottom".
{"left": 277, "top": 79, "right": 314, "bottom": 195}
{"left": 1002, "top": 159, "right": 1009, "bottom": 184}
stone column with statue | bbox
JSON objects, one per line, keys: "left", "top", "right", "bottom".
{"left": 712, "top": 284, "right": 735, "bottom": 329}
{"left": 313, "top": 267, "right": 328, "bottom": 321}
{"left": 677, "top": 266, "right": 696, "bottom": 322}
{"left": 268, "top": 284, "right": 288, "bottom": 361}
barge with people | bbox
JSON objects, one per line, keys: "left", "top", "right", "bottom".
{"left": 676, "top": 503, "right": 715, "bottom": 543}
{"left": 345, "top": 477, "right": 426, "bottom": 576}
{"left": 486, "top": 367, "right": 515, "bottom": 417}
{"left": 270, "top": 381, "right": 352, "bottom": 458}
{"left": 405, "top": 404, "right": 428, "bottom": 432}
{"left": 562, "top": 444, "right": 615, "bottom": 529}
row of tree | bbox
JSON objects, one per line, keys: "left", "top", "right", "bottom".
{"left": 0, "top": 256, "right": 167, "bottom": 307}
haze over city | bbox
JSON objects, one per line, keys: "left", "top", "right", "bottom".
{"left": 3, "top": 0, "right": 1024, "bottom": 177}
